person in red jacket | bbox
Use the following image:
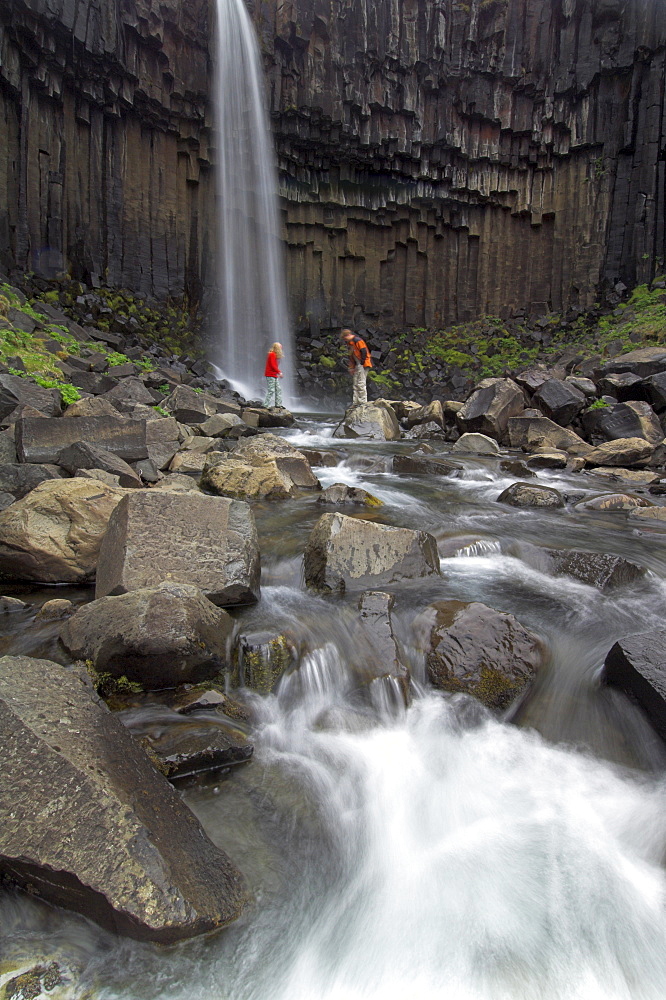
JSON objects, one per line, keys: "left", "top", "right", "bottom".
{"left": 263, "top": 341, "right": 284, "bottom": 408}
{"left": 341, "top": 329, "right": 372, "bottom": 405}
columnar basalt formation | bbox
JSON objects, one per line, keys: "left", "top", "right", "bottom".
{"left": 0, "top": 0, "right": 213, "bottom": 300}
{"left": 253, "top": 0, "right": 666, "bottom": 331}
{"left": 1, "top": 0, "right": 665, "bottom": 334}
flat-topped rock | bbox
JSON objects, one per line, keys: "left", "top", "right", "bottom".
{"left": 304, "top": 512, "right": 440, "bottom": 593}
{"left": 95, "top": 491, "right": 260, "bottom": 606}
{"left": 16, "top": 415, "right": 148, "bottom": 464}
{"left": 333, "top": 401, "right": 401, "bottom": 441}
{"left": 584, "top": 437, "right": 655, "bottom": 467}
{"left": 596, "top": 347, "right": 666, "bottom": 379}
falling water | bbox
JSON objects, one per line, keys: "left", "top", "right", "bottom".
{"left": 212, "top": 0, "right": 294, "bottom": 404}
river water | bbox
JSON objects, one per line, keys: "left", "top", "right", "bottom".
{"left": 2, "top": 415, "right": 666, "bottom": 1000}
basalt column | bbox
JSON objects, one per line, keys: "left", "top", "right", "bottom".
{"left": 253, "top": 0, "right": 666, "bottom": 333}
{"left": 0, "top": 0, "right": 214, "bottom": 301}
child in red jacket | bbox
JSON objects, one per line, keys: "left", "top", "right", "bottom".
{"left": 263, "top": 342, "right": 284, "bottom": 408}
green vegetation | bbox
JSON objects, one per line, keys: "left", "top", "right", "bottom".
{"left": 587, "top": 398, "right": 610, "bottom": 410}
{"left": 106, "top": 351, "right": 131, "bottom": 366}
{"left": 152, "top": 404, "right": 169, "bottom": 417}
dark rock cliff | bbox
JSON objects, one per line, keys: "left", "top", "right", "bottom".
{"left": 1, "top": 0, "right": 665, "bottom": 335}
{"left": 255, "top": 0, "right": 666, "bottom": 332}
{"left": 0, "top": 0, "right": 213, "bottom": 300}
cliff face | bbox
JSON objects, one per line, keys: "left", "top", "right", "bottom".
{"left": 0, "top": 0, "right": 213, "bottom": 301}
{"left": 254, "top": 0, "right": 666, "bottom": 331}
{"left": 1, "top": 0, "right": 665, "bottom": 334}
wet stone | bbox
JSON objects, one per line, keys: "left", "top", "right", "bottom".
{"left": 139, "top": 722, "right": 253, "bottom": 780}
{"left": 602, "top": 630, "right": 666, "bottom": 740}
{"left": 234, "top": 631, "right": 295, "bottom": 693}
{"left": 414, "top": 600, "right": 545, "bottom": 711}
{"left": 316, "top": 483, "right": 382, "bottom": 506}
{"left": 576, "top": 493, "right": 652, "bottom": 511}
{"left": 497, "top": 482, "right": 565, "bottom": 508}
{"left": 546, "top": 550, "right": 646, "bottom": 591}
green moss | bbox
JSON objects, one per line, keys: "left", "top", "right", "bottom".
{"left": 318, "top": 355, "right": 336, "bottom": 369}
{"left": 84, "top": 660, "right": 143, "bottom": 700}
{"left": 587, "top": 398, "right": 610, "bottom": 410}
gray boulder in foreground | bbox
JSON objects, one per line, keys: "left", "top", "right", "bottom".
{"left": 304, "top": 512, "right": 440, "bottom": 593}
{"left": 60, "top": 582, "right": 235, "bottom": 689}
{"left": 414, "top": 600, "right": 545, "bottom": 710}
{"left": 601, "top": 631, "right": 666, "bottom": 740}
{"left": 95, "top": 491, "right": 260, "bottom": 606}
{"left": 0, "top": 655, "right": 246, "bottom": 941}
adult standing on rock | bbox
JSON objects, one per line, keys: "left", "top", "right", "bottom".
{"left": 341, "top": 329, "right": 373, "bottom": 405}
{"left": 263, "top": 342, "right": 284, "bottom": 409}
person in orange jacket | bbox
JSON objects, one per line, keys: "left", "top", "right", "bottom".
{"left": 263, "top": 341, "right": 284, "bottom": 408}
{"left": 341, "top": 328, "right": 373, "bottom": 405}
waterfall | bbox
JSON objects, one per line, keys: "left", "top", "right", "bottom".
{"left": 213, "top": 0, "right": 294, "bottom": 405}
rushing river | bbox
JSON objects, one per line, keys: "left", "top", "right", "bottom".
{"left": 2, "top": 414, "right": 666, "bottom": 1000}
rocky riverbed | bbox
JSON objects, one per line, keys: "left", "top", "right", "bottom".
{"left": 1, "top": 272, "right": 666, "bottom": 996}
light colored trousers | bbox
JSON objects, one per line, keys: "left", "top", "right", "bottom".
{"left": 352, "top": 363, "right": 368, "bottom": 405}
{"left": 264, "top": 377, "right": 283, "bottom": 407}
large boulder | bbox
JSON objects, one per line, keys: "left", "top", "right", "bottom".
{"left": 163, "top": 385, "right": 215, "bottom": 425}
{"left": 414, "top": 601, "right": 545, "bottom": 710}
{"left": 0, "top": 478, "right": 125, "bottom": 583}
{"left": 507, "top": 413, "right": 592, "bottom": 456}
{"left": 240, "top": 407, "right": 295, "bottom": 428}
{"left": 0, "top": 655, "right": 246, "bottom": 941}
{"left": 405, "top": 401, "right": 444, "bottom": 429}
{"left": 0, "top": 462, "right": 62, "bottom": 499}
{"left": 601, "top": 630, "right": 666, "bottom": 739}
{"left": 581, "top": 401, "right": 663, "bottom": 446}
{"left": 95, "top": 491, "right": 260, "bottom": 606}
{"left": 532, "top": 379, "right": 586, "bottom": 426}
{"left": 333, "top": 401, "right": 401, "bottom": 440}
{"left": 497, "top": 482, "right": 565, "bottom": 508}
{"left": 60, "top": 582, "right": 235, "bottom": 688}
{"left": 584, "top": 437, "right": 654, "bottom": 467}
{"left": 451, "top": 432, "right": 500, "bottom": 455}
{"left": 201, "top": 457, "right": 296, "bottom": 500}
{"left": 199, "top": 413, "right": 245, "bottom": 437}
{"left": 231, "top": 433, "right": 320, "bottom": 488}
{"left": 596, "top": 347, "right": 666, "bottom": 379}
{"left": 304, "top": 513, "right": 440, "bottom": 593}
{"left": 596, "top": 372, "right": 644, "bottom": 401}
{"left": 0, "top": 374, "right": 62, "bottom": 421}
{"left": 456, "top": 378, "right": 524, "bottom": 441}
{"left": 145, "top": 416, "right": 181, "bottom": 471}
{"left": 393, "top": 454, "right": 461, "bottom": 476}
{"left": 56, "top": 441, "right": 143, "bottom": 488}
{"left": 545, "top": 549, "right": 646, "bottom": 591}
{"left": 16, "top": 415, "right": 148, "bottom": 464}
{"left": 640, "top": 372, "right": 666, "bottom": 411}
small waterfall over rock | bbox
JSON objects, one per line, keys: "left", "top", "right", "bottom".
{"left": 213, "top": 0, "right": 293, "bottom": 404}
